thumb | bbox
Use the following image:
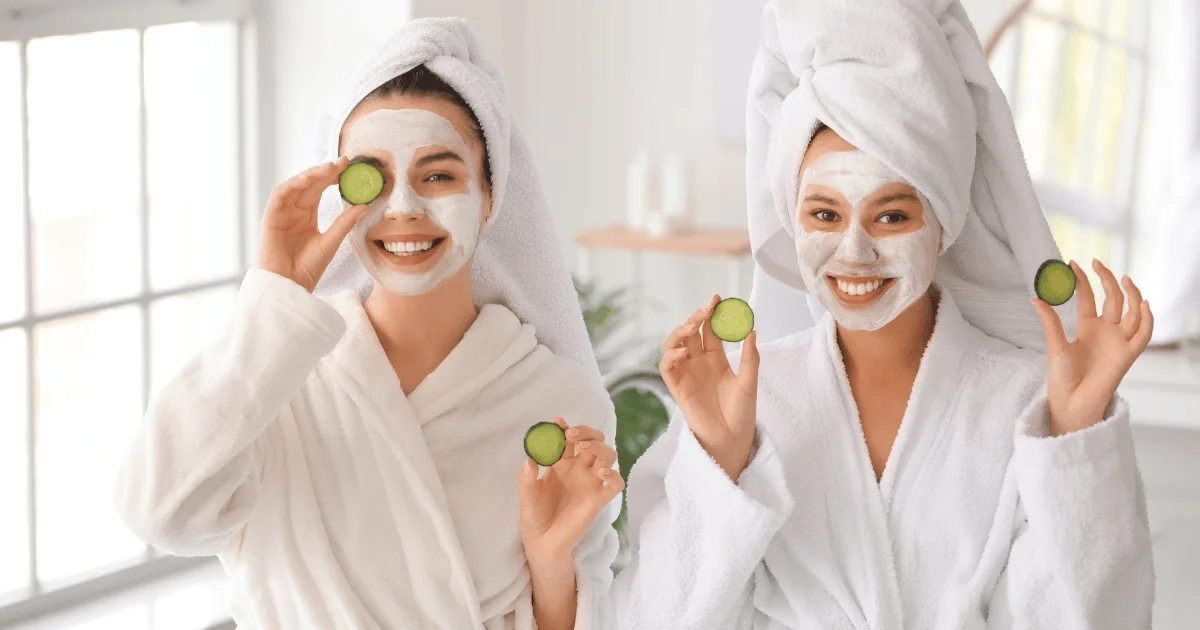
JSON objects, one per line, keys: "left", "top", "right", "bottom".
{"left": 320, "top": 204, "right": 371, "bottom": 255}
{"left": 737, "top": 331, "right": 760, "bottom": 395}
{"left": 516, "top": 458, "right": 540, "bottom": 508}
{"left": 1031, "top": 298, "right": 1069, "bottom": 357}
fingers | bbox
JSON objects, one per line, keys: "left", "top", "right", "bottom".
{"left": 736, "top": 331, "right": 760, "bottom": 396}
{"left": 1031, "top": 297, "right": 1069, "bottom": 357}
{"left": 658, "top": 346, "right": 689, "bottom": 375}
{"left": 701, "top": 294, "right": 723, "bottom": 353}
{"left": 663, "top": 321, "right": 703, "bottom": 358}
{"left": 516, "top": 458, "right": 541, "bottom": 508}
{"left": 594, "top": 466, "right": 626, "bottom": 499}
{"left": 1131, "top": 300, "right": 1154, "bottom": 352}
{"left": 1119, "top": 276, "right": 1144, "bottom": 339}
{"left": 320, "top": 204, "right": 372, "bottom": 255}
{"left": 1093, "top": 259, "right": 1124, "bottom": 324}
{"left": 297, "top": 156, "right": 351, "bottom": 209}
{"left": 576, "top": 440, "right": 618, "bottom": 469}
{"left": 1071, "top": 260, "right": 1097, "bottom": 320}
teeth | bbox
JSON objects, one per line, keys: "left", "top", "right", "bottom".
{"left": 835, "top": 278, "right": 884, "bottom": 295}
{"left": 382, "top": 240, "right": 435, "bottom": 256}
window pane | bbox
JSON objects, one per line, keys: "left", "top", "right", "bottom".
{"left": 145, "top": 23, "right": 240, "bottom": 291}
{"left": 0, "top": 42, "right": 24, "bottom": 323}
{"left": 1014, "top": 16, "right": 1064, "bottom": 180}
{"left": 1050, "top": 32, "right": 1100, "bottom": 191}
{"left": 27, "top": 30, "right": 141, "bottom": 314}
{"left": 61, "top": 605, "right": 151, "bottom": 630}
{"left": 35, "top": 306, "right": 145, "bottom": 584}
{"left": 150, "top": 286, "right": 236, "bottom": 397}
{"left": 1092, "top": 50, "right": 1130, "bottom": 201}
{"left": 0, "top": 328, "right": 30, "bottom": 596}
{"left": 1063, "top": 0, "right": 1104, "bottom": 32}
{"left": 1105, "top": 0, "right": 1133, "bottom": 41}
{"left": 150, "top": 580, "right": 232, "bottom": 629}
{"left": 1034, "top": 0, "right": 1063, "bottom": 14}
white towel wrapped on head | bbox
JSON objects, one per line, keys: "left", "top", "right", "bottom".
{"left": 312, "top": 17, "right": 598, "bottom": 378}
{"left": 746, "top": 0, "right": 1075, "bottom": 351}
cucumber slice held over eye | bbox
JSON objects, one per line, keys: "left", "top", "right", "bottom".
{"left": 1035, "top": 259, "right": 1076, "bottom": 306}
{"left": 710, "top": 297, "right": 755, "bottom": 343}
{"left": 524, "top": 421, "right": 567, "bottom": 467}
{"left": 339, "top": 161, "right": 385, "bottom": 205}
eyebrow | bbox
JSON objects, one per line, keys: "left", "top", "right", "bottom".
{"left": 415, "top": 150, "right": 465, "bottom": 168}
{"left": 803, "top": 193, "right": 843, "bottom": 206}
{"left": 871, "top": 192, "right": 921, "bottom": 206}
{"left": 349, "top": 154, "right": 389, "bottom": 172}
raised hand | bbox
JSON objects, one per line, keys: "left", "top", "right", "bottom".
{"left": 517, "top": 418, "right": 624, "bottom": 568}
{"left": 258, "top": 156, "right": 372, "bottom": 292}
{"left": 659, "top": 295, "right": 760, "bottom": 481}
{"left": 1032, "top": 259, "right": 1154, "bottom": 436}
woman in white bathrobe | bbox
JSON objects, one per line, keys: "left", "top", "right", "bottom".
{"left": 613, "top": 1, "right": 1156, "bottom": 629}
{"left": 115, "top": 19, "right": 621, "bottom": 630}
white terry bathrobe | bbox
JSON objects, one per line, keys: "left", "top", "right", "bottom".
{"left": 612, "top": 1, "right": 1154, "bottom": 628}
{"left": 114, "top": 18, "right": 620, "bottom": 630}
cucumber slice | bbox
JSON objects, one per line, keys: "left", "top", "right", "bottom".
{"left": 710, "top": 297, "right": 755, "bottom": 343}
{"left": 339, "top": 162, "right": 384, "bottom": 205}
{"left": 1035, "top": 259, "right": 1076, "bottom": 306}
{"left": 524, "top": 422, "right": 567, "bottom": 467}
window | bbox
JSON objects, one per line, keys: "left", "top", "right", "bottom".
{"left": 988, "top": 0, "right": 1150, "bottom": 287}
{"left": 0, "top": 7, "right": 254, "bottom": 622}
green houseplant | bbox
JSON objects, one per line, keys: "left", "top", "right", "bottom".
{"left": 573, "top": 277, "right": 672, "bottom": 552}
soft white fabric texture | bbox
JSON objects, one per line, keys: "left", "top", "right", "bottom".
{"left": 311, "top": 17, "right": 597, "bottom": 377}
{"left": 745, "top": 0, "right": 1076, "bottom": 350}
{"left": 612, "top": 288, "right": 1154, "bottom": 629}
{"left": 115, "top": 270, "right": 621, "bottom": 629}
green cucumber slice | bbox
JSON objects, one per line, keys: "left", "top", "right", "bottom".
{"left": 524, "top": 422, "right": 567, "bottom": 466}
{"left": 710, "top": 297, "right": 755, "bottom": 343}
{"left": 339, "top": 162, "right": 385, "bottom": 205}
{"left": 1035, "top": 259, "right": 1076, "bottom": 306}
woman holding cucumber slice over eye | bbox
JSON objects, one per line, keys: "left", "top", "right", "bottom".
{"left": 614, "top": 2, "right": 1156, "bottom": 629}
{"left": 114, "top": 18, "right": 622, "bottom": 630}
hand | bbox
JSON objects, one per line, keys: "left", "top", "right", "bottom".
{"left": 1032, "top": 259, "right": 1154, "bottom": 436}
{"left": 517, "top": 418, "right": 624, "bottom": 568}
{"left": 258, "top": 156, "right": 372, "bottom": 292}
{"left": 659, "top": 294, "right": 760, "bottom": 481}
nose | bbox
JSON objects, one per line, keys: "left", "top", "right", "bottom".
{"left": 389, "top": 185, "right": 426, "bottom": 217}
{"left": 834, "top": 222, "right": 877, "bottom": 264}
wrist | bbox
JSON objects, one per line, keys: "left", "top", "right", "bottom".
{"left": 525, "top": 544, "right": 575, "bottom": 578}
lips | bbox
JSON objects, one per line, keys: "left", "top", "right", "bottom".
{"left": 373, "top": 236, "right": 446, "bottom": 263}
{"left": 825, "top": 275, "right": 895, "bottom": 302}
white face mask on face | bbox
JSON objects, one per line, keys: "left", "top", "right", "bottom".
{"left": 341, "top": 108, "right": 484, "bottom": 296}
{"left": 794, "top": 150, "right": 941, "bottom": 331}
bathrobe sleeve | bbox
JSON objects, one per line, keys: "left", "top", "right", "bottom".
{"left": 988, "top": 394, "right": 1155, "bottom": 630}
{"left": 561, "top": 378, "right": 623, "bottom": 630}
{"left": 612, "top": 411, "right": 795, "bottom": 630}
{"left": 114, "top": 268, "right": 346, "bottom": 558}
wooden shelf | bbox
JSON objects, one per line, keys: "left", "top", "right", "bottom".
{"left": 575, "top": 225, "right": 751, "bottom": 257}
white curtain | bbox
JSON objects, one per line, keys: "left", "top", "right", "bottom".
{"left": 1139, "top": 0, "right": 1200, "bottom": 344}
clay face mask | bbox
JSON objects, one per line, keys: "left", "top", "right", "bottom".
{"left": 341, "top": 108, "right": 483, "bottom": 296}
{"left": 794, "top": 150, "right": 941, "bottom": 330}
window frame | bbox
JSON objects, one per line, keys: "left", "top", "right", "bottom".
{"left": 0, "top": 0, "right": 261, "bottom": 624}
{"left": 987, "top": 0, "right": 1151, "bottom": 277}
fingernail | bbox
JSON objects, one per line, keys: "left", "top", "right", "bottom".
{"left": 600, "top": 468, "right": 610, "bottom": 476}
{"left": 579, "top": 441, "right": 592, "bottom": 449}
{"left": 566, "top": 428, "right": 579, "bottom": 437}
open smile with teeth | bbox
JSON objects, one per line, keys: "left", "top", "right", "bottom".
{"left": 374, "top": 237, "right": 446, "bottom": 261}
{"left": 826, "top": 275, "right": 895, "bottom": 301}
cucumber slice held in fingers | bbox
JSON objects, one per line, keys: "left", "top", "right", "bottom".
{"left": 339, "top": 161, "right": 385, "bottom": 205}
{"left": 710, "top": 297, "right": 755, "bottom": 343}
{"left": 524, "top": 421, "right": 567, "bottom": 467}
{"left": 1035, "top": 259, "right": 1076, "bottom": 306}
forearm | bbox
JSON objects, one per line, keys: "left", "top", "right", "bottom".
{"left": 530, "top": 554, "right": 579, "bottom": 630}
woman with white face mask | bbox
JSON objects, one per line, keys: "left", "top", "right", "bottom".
{"left": 613, "top": 1, "right": 1155, "bottom": 629}
{"left": 114, "top": 19, "right": 621, "bottom": 630}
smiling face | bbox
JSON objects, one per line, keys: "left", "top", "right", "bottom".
{"left": 338, "top": 94, "right": 492, "bottom": 296}
{"left": 794, "top": 128, "right": 942, "bottom": 330}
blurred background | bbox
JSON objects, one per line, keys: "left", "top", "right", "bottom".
{"left": 0, "top": 0, "right": 1197, "bottom": 628}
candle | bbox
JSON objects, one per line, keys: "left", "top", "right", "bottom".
{"left": 626, "top": 151, "right": 653, "bottom": 230}
{"left": 661, "top": 154, "right": 688, "bottom": 222}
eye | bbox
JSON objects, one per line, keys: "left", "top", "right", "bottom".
{"left": 424, "top": 172, "right": 454, "bottom": 183}
{"left": 877, "top": 212, "right": 908, "bottom": 224}
{"left": 811, "top": 209, "right": 840, "bottom": 223}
